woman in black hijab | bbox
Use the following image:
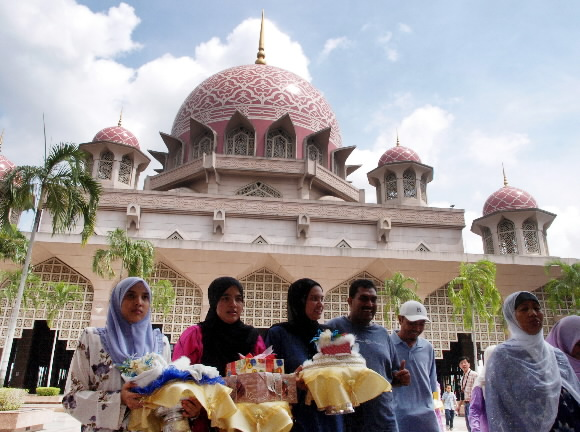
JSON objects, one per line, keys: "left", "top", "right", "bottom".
{"left": 173, "top": 276, "right": 266, "bottom": 431}
{"left": 266, "top": 278, "right": 343, "bottom": 432}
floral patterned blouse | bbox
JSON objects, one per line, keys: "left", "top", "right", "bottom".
{"left": 62, "top": 327, "right": 171, "bottom": 432}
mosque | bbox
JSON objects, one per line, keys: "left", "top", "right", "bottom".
{"left": 0, "top": 18, "right": 576, "bottom": 392}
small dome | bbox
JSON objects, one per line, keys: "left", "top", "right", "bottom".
{"left": 483, "top": 185, "right": 538, "bottom": 215}
{"left": 0, "top": 155, "right": 15, "bottom": 177}
{"left": 93, "top": 126, "right": 139, "bottom": 148}
{"left": 378, "top": 145, "right": 421, "bottom": 166}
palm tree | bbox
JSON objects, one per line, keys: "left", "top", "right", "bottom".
{"left": 544, "top": 260, "right": 580, "bottom": 315}
{"left": 92, "top": 228, "right": 175, "bottom": 313}
{"left": 380, "top": 272, "right": 421, "bottom": 328}
{"left": 0, "top": 226, "right": 28, "bottom": 264}
{"left": 447, "top": 260, "right": 502, "bottom": 369}
{"left": 0, "top": 142, "right": 101, "bottom": 387}
{"left": 92, "top": 228, "right": 155, "bottom": 280}
{"left": 0, "top": 269, "right": 43, "bottom": 312}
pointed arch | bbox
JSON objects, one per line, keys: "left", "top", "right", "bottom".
{"left": 149, "top": 263, "right": 203, "bottom": 344}
{"left": 522, "top": 218, "right": 540, "bottom": 254}
{"left": 323, "top": 272, "right": 385, "bottom": 325}
{"left": 98, "top": 150, "right": 113, "bottom": 180}
{"left": 252, "top": 235, "right": 269, "bottom": 244}
{"left": 422, "top": 285, "right": 505, "bottom": 359}
{"left": 118, "top": 154, "right": 133, "bottom": 185}
{"left": 385, "top": 171, "right": 397, "bottom": 200}
{"left": 225, "top": 112, "right": 255, "bottom": 156}
{"left": 238, "top": 267, "right": 291, "bottom": 328}
{"left": 498, "top": 218, "right": 518, "bottom": 254}
{"left": 0, "top": 257, "right": 94, "bottom": 351}
{"left": 403, "top": 168, "right": 417, "bottom": 198}
{"left": 236, "top": 181, "right": 282, "bottom": 198}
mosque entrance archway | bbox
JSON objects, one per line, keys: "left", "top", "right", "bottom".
{"left": 6, "top": 320, "right": 73, "bottom": 392}
{"left": 436, "top": 333, "right": 480, "bottom": 398}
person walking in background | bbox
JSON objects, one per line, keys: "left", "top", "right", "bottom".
{"left": 468, "top": 345, "right": 496, "bottom": 432}
{"left": 266, "top": 278, "right": 343, "bottom": 431}
{"left": 327, "top": 279, "right": 410, "bottom": 432}
{"left": 62, "top": 277, "right": 171, "bottom": 432}
{"left": 545, "top": 315, "right": 580, "bottom": 380}
{"left": 486, "top": 291, "right": 580, "bottom": 431}
{"left": 458, "top": 356, "right": 477, "bottom": 432}
{"left": 442, "top": 384, "right": 457, "bottom": 431}
{"left": 390, "top": 300, "right": 440, "bottom": 432}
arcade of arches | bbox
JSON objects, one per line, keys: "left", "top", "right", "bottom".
{"left": 0, "top": 260, "right": 572, "bottom": 392}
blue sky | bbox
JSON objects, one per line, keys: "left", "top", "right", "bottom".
{"left": 1, "top": 1, "right": 579, "bottom": 258}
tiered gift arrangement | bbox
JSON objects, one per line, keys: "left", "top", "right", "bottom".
{"left": 120, "top": 354, "right": 236, "bottom": 432}
{"left": 222, "top": 348, "right": 296, "bottom": 432}
{"left": 300, "top": 329, "right": 391, "bottom": 415}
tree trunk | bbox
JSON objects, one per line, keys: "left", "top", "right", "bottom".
{"left": 46, "top": 329, "right": 58, "bottom": 388}
{"left": 471, "top": 328, "right": 478, "bottom": 372}
{"left": 0, "top": 206, "right": 43, "bottom": 387}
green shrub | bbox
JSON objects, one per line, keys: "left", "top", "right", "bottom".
{"left": 0, "top": 388, "right": 28, "bottom": 411}
{"left": 35, "top": 387, "right": 60, "bottom": 396}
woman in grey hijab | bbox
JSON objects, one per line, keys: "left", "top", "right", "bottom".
{"left": 485, "top": 291, "right": 580, "bottom": 432}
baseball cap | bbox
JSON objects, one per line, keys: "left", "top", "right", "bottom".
{"left": 399, "top": 300, "right": 430, "bottom": 322}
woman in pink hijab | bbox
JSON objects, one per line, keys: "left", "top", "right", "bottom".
{"left": 546, "top": 315, "right": 580, "bottom": 380}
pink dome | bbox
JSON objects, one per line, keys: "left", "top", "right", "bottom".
{"left": 483, "top": 186, "right": 538, "bottom": 215}
{"left": 171, "top": 64, "right": 342, "bottom": 148}
{"left": 378, "top": 145, "right": 421, "bottom": 166}
{"left": 93, "top": 126, "right": 139, "bottom": 148}
{"left": 0, "top": 155, "right": 15, "bottom": 177}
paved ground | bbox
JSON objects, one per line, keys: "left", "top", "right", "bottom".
{"left": 32, "top": 404, "right": 472, "bottom": 431}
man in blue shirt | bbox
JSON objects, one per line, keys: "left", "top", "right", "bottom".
{"left": 327, "top": 279, "right": 410, "bottom": 432}
{"left": 390, "top": 300, "right": 440, "bottom": 432}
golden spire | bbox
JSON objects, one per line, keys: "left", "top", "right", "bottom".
{"left": 396, "top": 131, "right": 400, "bottom": 147}
{"left": 255, "top": 10, "right": 266, "bottom": 65}
{"left": 502, "top": 163, "right": 508, "bottom": 187}
{"left": 118, "top": 108, "right": 123, "bottom": 127}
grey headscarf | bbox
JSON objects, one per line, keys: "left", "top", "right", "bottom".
{"left": 485, "top": 291, "right": 561, "bottom": 432}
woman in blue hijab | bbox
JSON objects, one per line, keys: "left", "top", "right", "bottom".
{"left": 62, "top": 277, "right": 171, "bottom": 432}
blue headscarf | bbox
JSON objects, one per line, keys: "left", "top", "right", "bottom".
{"left": 97, "top": 277, "right": 164, "bottom": 365}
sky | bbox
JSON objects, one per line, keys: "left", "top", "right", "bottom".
{"left": 1, "top": 0, "right": 579, "bottom": 258}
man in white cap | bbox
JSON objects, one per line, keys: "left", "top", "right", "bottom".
{"left": 390, "top": 300, "right": 440, "bottom": 432}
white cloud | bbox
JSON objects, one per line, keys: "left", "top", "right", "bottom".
{"left": 347, "top": 105, "right": 454, "bottom": 202}
{"left": 0, "top": 2, "right": 310, "bottom": 178}
{"left": 399, "top": 23, "right": 412, "bottom": 33}
{"left": 319, "top": 37, "right": 352, "bottom": 61}
{"left": 377, "top": 32, "right": 399, "bottom": 62}
{"left": 467, "top": 130, "right": 530, "bottom": 166}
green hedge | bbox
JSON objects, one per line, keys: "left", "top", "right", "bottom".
{"left": 35, "top": 387, "right": 60, "bottom": 396}
{"left": 0, "top": 388, "right": 28, "bottom": 411}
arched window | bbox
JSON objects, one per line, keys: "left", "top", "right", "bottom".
{"left": 266, "top": 128, "right": 294, "bottom": 159}
{"left": 403, "top": 169, "right": 417, "bottom": 198}
{"left": 98, "top": 151, "right": 113, "bottom": 180}
{"left": 226, "top": 127, "right": 254, "bottom": 156}
{"left": 236, "top": 181, "right": 282, "bottom": 198}
{"left": 307, "top": 142, "right": 323, "bottom": 165}
{"left": 420, "top": 175, "right": 427, "bottom": 203}
{"left": 192, "top": 134, "right": 213, "bottom": 160}
{"left": 482, "top": 227, "right": 495, "bottom": 254}
{"left": 498, "top": 219, "right": 518, "bottom": 255}
{"left": 523, "top": 219, "right": 540, "bottom": 254}
{"left": 385, "top": 173, "right": 397, "bottom": 200}
{"left": 118, "top": 155, "right": 133, "bottom": 185}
